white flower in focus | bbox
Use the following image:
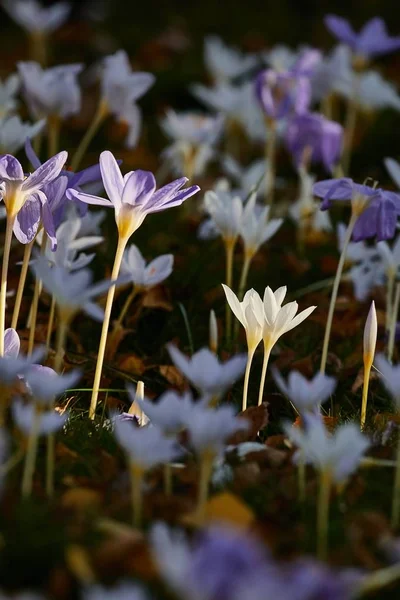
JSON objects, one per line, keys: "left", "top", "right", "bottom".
{"left": 284, "top": 414, "right": 370, "bottom": 483}
{"left": 272, "top": 368, "right": 337, "bottom": 414}
{"left": 18, "top": 62, "right": 83, "bottom": 120}
{"left": 167, "top": 345, "right": 247, "bottom": 399}
{"left": 0, "top": 74, "right": 20, "bottom": 118}
{"left": 120, "top": 244, "right": 173, "bottom": 289}
{"left": 0, "top": 115, "right": 45, "bottom": 154}
{"left": 204, "top": 35, "right": 258, "bottom": 83}
{"left": 2, "top": 0, "right": 70, "bottom": 34}
{"left": 222, "top": 285, "right": 264, "bottom": 352}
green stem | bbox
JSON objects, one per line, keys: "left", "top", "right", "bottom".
{"left": 115, "top": 285, "right": 139, "bottom": 329}
{"left": 47, "top": 115, "right": 60, "bottom": 157}
{"left": 386, "top": 268, "right": 396, "bottom": 332}
{"left": 46, "top": 295, "right": 56, "bottom": 351}
{"left": 224, "top": 239, "right": 235, "bottom": 346}
{"left": 164, "top": 463, "right": 173, "bottom": 496}
{"left": 130, "top": 463, "right": 144, "bottom": 528}
{"left": 360, "top": 363, "right": 371, "bottom": 430}
{"left": 53, "top": 314, "right": 69, "bottom": 374}
{"left": 71, "top": 99, "right": 108, "bottom": 172}
{"left": 341, "top": 73, "right": 360, "bottom": 176}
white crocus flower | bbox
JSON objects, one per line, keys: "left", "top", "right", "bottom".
{"left": 204, "top": 35, "right": 258, "bottom": 83}
{"left": 222, "top": 285, "right": 264, "bottom": 411}
{"left": 272, "top": 368, "right": 337, "bottom": 415}
{"left": 121, "top": 244, "right": 173, "bottom": 290}
{"left": 290, "top": 171, "right": 331, "bottom": 235}
{"left": 222, "top": 155, "right": 270, "bottom": 198}
{"left": 263, "top": 44, "right": 299, "bottom": 73}
{"left": 2, "top": 0, "right": 70, "bottom": 34}
{"left": 0, "top": 74, "right": 20, "bottom": 118}
{"left": 167, "top": 345, "right": 247, "bottom": 403}
{"left": 240, "top": 194, "right": 283, "bottom": 261}
{"left": 377, "top": 236, "right": 400, "bottom": 277}
{"left": 203, "top": 188, "right": 243, "bottom": 246}
{"left": 0, "top": 115, "right": 44, "bottom": 154}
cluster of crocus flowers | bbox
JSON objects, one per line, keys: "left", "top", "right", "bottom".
{"left": 223, "top": 284, "right": 315, "bottom": 410}
{"left": 67, "top": 150, "right": 200, "bottom": 419}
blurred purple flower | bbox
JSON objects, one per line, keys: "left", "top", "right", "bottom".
{"left": 324, "top": 15, "right": 400, "bottom": 59}
{"left": 285, "top": 112, "right": 343, "bottom": 172}
{"left": 255, "top": 69, "right": 311, "bottom": 120}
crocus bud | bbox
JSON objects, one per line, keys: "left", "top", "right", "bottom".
{"left": 363, "top": 301, "right": 377, "bottom": 368}
{"left": 128, "top": 381, "right": 145, "bottom": 425}
{"left": 209, "top": 309, "right": 218, "bottom": 354}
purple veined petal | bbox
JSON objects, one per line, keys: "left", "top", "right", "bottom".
{"left": 99, "top": 150, "right": 124, "bottom": 208}
{"left": 145, "top": 177, "right": 189, "bottom": 209}
{"left": 25, "top": 138, "right": 42, "bottom": 170}
{"left": 382, "top": 190, "right": 400, "bottom": 212}
{"left": 122, "top": 170, "right": 157, "bottom": 207}
{"left": 46, "top": 175, "right": 68, "bottom": 211}
{"left": 149, "top": 185, "right": 200, "bottom": 214}
{"left": 313, "top": 178, "right": 354, "bottom": 209}
{"left": 4, "top": 328, "right": 20, "bottom": 358}
{"left": 324, "top": 15, "right": 357, "bottom": 48}
{"left": 66, "top": 188, "right": 112, "bottom": 207}
{"left": 13, "top": 194, "right": 41, "bottom": 244}
{"left": 352, "top": 203, "right": 379, "bottom": 241}
{"left": 376, "top": 197, "right": 397, "bottom": 241}
{"left": 40, "top": 195, "right": 57, "bottom": 251}
{"left": 0, "top": 154, "right": 24, "bottom": 180}
{"left": 22, "top": 151, "right": 68, "bottom": 193}
{"left": 72, "top": 164, "right": 102, "bottom": 187}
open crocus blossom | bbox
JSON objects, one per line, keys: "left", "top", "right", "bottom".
{"left": 272, "top": 368, "right": 337, "bottom": 415}
{"left": 120, "top": 244, "right": 173, "bottom": 290}
{"left": 255, "top": 68, "right": 311, "bottom": 121}
{"left": 3, "top": 0, "right": 70, "bottom": 35}
{"left": 324, "top": 15, "right": 400, "bottom": 62}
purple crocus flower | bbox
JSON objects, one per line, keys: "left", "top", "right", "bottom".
{"left": 0, "top": 151, "right": 67, "bottom": 218}
{"left": 314, "top": 177, "right": 400, "bottom": 240}
{"left": 66, "top": 151, "right": 200, "bottom": 240}
{"left": 255, "top": 69, "right": 311, "bottom": 120}
{"left": 324, "top": 15, "right": 400, "bottom": 60}
{"left": 285, "top": 112, "right": 343, "bottom": 172}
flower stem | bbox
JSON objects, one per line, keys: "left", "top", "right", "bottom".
{"left": 21, "top": 404, "right": 42, "bottom": 497}
{"left": 341, "top": 74, "right": 360, "bottom": 176}
{"left": 29, "top": 31, "right": 47, "bottom": 65}
{"left": 71, "top": 99, "right": 108, "bottom": 172}
{"left": 164, "top": 463, "right": 173, "bottom": 496}
{"left": 46, "top": 295, "right": 56, "bottom": 351}
{"left": 130, "top": 463, "right": 144, "bottom": 528}
{"left": 258, "top": 343, "right": 272, "bottom": 406}
{"left": 317, "top": 468, "right": 332, "bottom": 560}
{"left": 224, "top": 239, "right": 235, "bottom": 346}
{"left": 197, "top": 451, "right": 214, "bottom": 523}
{"left": 388, "top": 282, "right": 400, "bottom": 363}
{"left": 28, "top": 235, "right": 47, "bottom": 356}
{"left": 392, "top": 426, "right": 400, "bottom": 529}
{"left": 115, "top": 285, "right": 139, "bottom": 329}
{"left": 0, "top": 215, "right": 16, "bottom": 356}
{"left": 360, "top": 362, "right": 372, "bottom": 430}
{"left": 242, "top": 347, "right": 256, "bottom": 412}
{"left": 320, "top": 213, "right": 357, "bottom": 374}
{"left": 47, "top": 115, "right": 61, "bottom": 157}
{"left": 89, "top": 236, "right": 128, "bottom": 420}
{"left": 386, "top": 268, "right": 396, "bottom": 332}
{"left": 53, "top": 314, "right": 69, "bottom": 374}
{"left": 265, "top": 119, "right": 277, "bottom": 206}
{"left": 11, "top": 240, "right": 34, "bottom": 330}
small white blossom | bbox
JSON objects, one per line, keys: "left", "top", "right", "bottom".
{"left": 204, "top": 35, "right": 258, "bottom": 83}
{"left": 0, "top": 115, "right": 44, "bottom": 154}
{"left": 222, "top": 155, "right": 270, "bottom": 198}
{"left": 2, "top": 0, "right": 70, "bottom": 34}
{"left": 203, "top": 188, "right": 243, "bottom": 244}
{"left": 222, "top": 285, "right": 264, "bottom": 352}
{"left": 120, "top": 244, "right": 173, "bottom": 289}
{"left": 0, "top": 74, "right": 20, "bottom": 118}
{"left": 272, "top": 368, "right": 336, "bottom": 414}
{"left": 240, "top": 194, "right": 283, "bottom": 258}
{"left": 135, "top": 389, "right": 196, "bottom": 435}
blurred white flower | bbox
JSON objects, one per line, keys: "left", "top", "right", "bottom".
{"left": 311, "top": 45, "right": 352, "bottom": 102}
{"left": 0, "top": 74, "right": 20, "bottom": 118}
{"left": 12, "top": 400, "right": 68, "bottom": 436}
{"left": 290, "top": 171, "right": 332, "bottom": 233}
{"left": 121, "top": 244, "right": 173, "bottom": 289}
{"left": 385, "top": 157, "right": 400, "bottom": 190}
{"left": 2, "top": 0, "right": 70, "bottom": 34}
{"left": 204, "top": 35, "right": 258, "bottom": 83}
{"left": 24, "top": 364, "right": 81, "bottom": 405}
{"left": 202, "top": 188, "right": 243, "bottom": 244}
{"left": 222, "top": 155, "right": 269, "bottom": 197}
{"left": 135, "top": 389, "right": 196, "bottom": 435}
{"left": 240, "top": 194, "right": 283, "bottom": 259}
{"left": 375, "top": 354, "right": 400, "bottom": 407}
{"left": 0, "top": 115, "right": 44, "bottom": 155}
{"left": 263, "top": 44, "right": 299, "bottom": 73}
{"left": 272, "top": 368, "right": 337, "bottom": 414}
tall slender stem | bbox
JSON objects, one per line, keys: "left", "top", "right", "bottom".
{"left": 197, "top": 451, "right": 214, "bottom": 524}
{"left": 265, "top": 119, "right": 277, "bottom": 206}
{"left": 360, "top": 363, "right": 372, "bottom": 430}
{"left": 71, "top": 99, "right": 108, "bottom": 172}
{"left": 388, "top": 281, "right": 400, "bottom": 362}
{"left": 0, "top": 215, "right": 16, "bottom": 356}
{"left": 130, "top": 463, "right": 144, "bottom": 528}
{"left": 89, "top": 236, "right": 127, "bottom": 419}
{"left": 386, "top": 268, "right": 396, "bottom": 332}
{"left": 47, "top": 115, "right": 60, "bottom": 158}
{"left": 392, "top": 429, "right": 400, "bottom": 528}
{"left": 28, "top": 236, "right": 47, "bottom": 356}
{"left": 53, "top": 315, "right": 69, "bottom": 374}
{"left": 258, "top": 343, "right": 272, "bottom": 406}
{"left": 242, "top": 347, "right": 256, "bottom": 412}
{"left": 238, "top": 252, "right": 252, "bottom": 301}
{"left": 29, "top": 31, "right": 47, "bottom": 65}
{"left": 21, "top": 404, "right": 41, "bottom": 497}
{"left": 11, "top": 240, "right": 34, "bottom": 330}
{"left": 224, "top": 239, "right": 235, "bottom": 345}
{"left": 317, "top": 469, "right": 332, "bottom": 560}
{"left": 341, "top": 73, "right": 360, "bottom": 176}
{"left": 114, "top": 285, "right": 139, "bottom": 329}
{"left": 320, "top": 213, "right": 357, "bottom": 374}
{"left": 46, "top": 295, "right": 56, "bottom": 351}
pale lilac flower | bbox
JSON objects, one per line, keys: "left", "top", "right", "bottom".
{"left": 167, "top": 345, "right": 247, "bottom": 399}
{"left": 12, "top": 399, "right": 68, "bottom": 435}
{"left": 24, "top": 364, "right": 81, "bottom": 405}
{"left": 255, "top": 69, "right": 311, "bottom": 121}
{"left": 161, "top": 110, "right": 223, "bottom": 177}
{"left": 240, "top": 194, "right": 283, "bottom": 258}
{"left": 324, "top": 15, "right": 400, "bottom": 60}
{"left": 203, "top": 188, "right": 243, "bottom": 244}
{"left": 284, "top": 414, "right": 370, "bottom": 482}
{"left": 184, "top": 404, "right": 248, "bottom": 456}
{"left": 31, "top": 255, "right": 125, "bottom": 322}
{"left": 0, "top": 344, "right": 44, "bottom": 387}
{"left": 76, "top": 207, "right": 106, "bottom": 236}
{"left": 311, "top": 45, "right": 352, "bottom": 102}
{"left": 83, "top": 582, "right": 150, "bottom": 600}
{"left": 377, "top": 236, "right": 400, "bottom": 278}
{"left": 4, "top": 327, "right": 20, "bottom": 358}
{"left": 2, "top": 0, "right": 70, "bottom": 34}
{"left": 0, "top": 151, "right": 67, "bottom": 217}
{"left": 113, "top": 419, "right": 180, "bottom": 469}
{"left": 67, "top": 151, "right": 199, "bottom": 241}
{"left": 0, "top": 115, "right": 44, "bottom": 154}
{"left": 289, "top": 171, "right": 332, "bottom": 233}
{"left": 134, "top": 389, "right": 196, "bottom": 435}
{"left": 204, "top": 35, "right": 259, "bottom": 82}
{"left": 120, "top": 245, "right": 173, "bottom": 289}
{"left": 263, "top": 45, "right": 299, "bottom": 73}
{"left": 375, "top": 354, "right": 400, "bottom": 407}
{"left": 285, "top": 113, "right": 343, "bottom": 172}
{"left": 272, "top": 368, "right": 337, "bottom": 414}
{"left": 0, "top": 74, "right": 20, "bottom": 118}
{"left": 349, "top": 258, "right": 385, "bottom": 302}
{"left": 100, "top": 50, "right": 155, "bottom": 148}
{"left": 18, "top": 62, "right": 83, "bottom": 120}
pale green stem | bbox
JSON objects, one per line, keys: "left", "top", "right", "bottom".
{"left": 320, "top": 213, "right": 358, "bottom": 374}
{"left": 130, "top": 463, "right": 144, "bottom": 528}
{"left": 0, "top": 215, "right": 16, "bottom": 356}
{"left": 71, "top": 99, "right": 108, "bottom": 172}
{"left": 317, "top": 468, "right": 332, "bottom": 560}
{"left": 360, "top": 362, "right": 372, "bottom": 430}
{"left": 341, "top": 73, "right": 360, "bottom": 176}
{"left": 11, "top": 240, "right": 34, "bottom": 330}
{"left": 21, "top": 404, "right": 42, "bottom": 497}
{"left": 47, "top": 115, "right": 60, "bottom": 157}
{"left": 53, "top": 314, "right": 69, "bottom": 374}
{"left": 265, "top": 119, "right": 277, "bottom": 206}
{"left": 388, "top": 282, "right": 400, "bottom": 363}
{"left": 358, "top": 563, "right": 400, "bottom": 596}
{"left": 29, "top": 31, "right": 47, "bottom": 65}
{"left": 28, "top": 235, "right": 47, "bottom": 356}
{"left": 224, "top": 239, "right": 235, "bottom": 345}
{"left": 197, "top": 451, "right": 214, "bottom": 524}
{"left": 114, "top": 285, "right": 139, "bottom": 329}
{"left": 258, "top": 343, "right": 272, "bottom": 406}
{"left": 89, "top": 235, "right": 128, "bottom": 420}
{"left": 386, "top": 268, "right": 396, "bottom": 332}
{"left": 0, "top": 445, "right": 24, "bottom": 476}
{"left": 392, "top": 426, "right": 400, "bottom": 528}
{"left": 242, "top": 347, "right": 256, "bottom": 412}
{"left": 46, "top": 295, "right": 56, "bottom": 351}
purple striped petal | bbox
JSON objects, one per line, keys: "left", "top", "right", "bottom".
{"left": 122, "top": 170, "right": 156, "bottom": 207}
{"left": 25, "top": 138, "right": 42, "bottom": 170}
{"left": 22, "top": 151, "right": 67, "bottom": 193}
{"left": 66, "top": 188, "right": 112, "bottom": 207}
{"left": 99, "top": 151, "right": 124, "bottom": 208}
{"left": 0, "top": 155, "right": 24, "bottom": 180}
{"left": 148, "top": 184, "right": 200, "bottom": 213}
{"left": 13, "top": 194, "right": 41, "bottom": 244}
{"left": 4, "top": 328, "right": 20, "bottom": 358}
